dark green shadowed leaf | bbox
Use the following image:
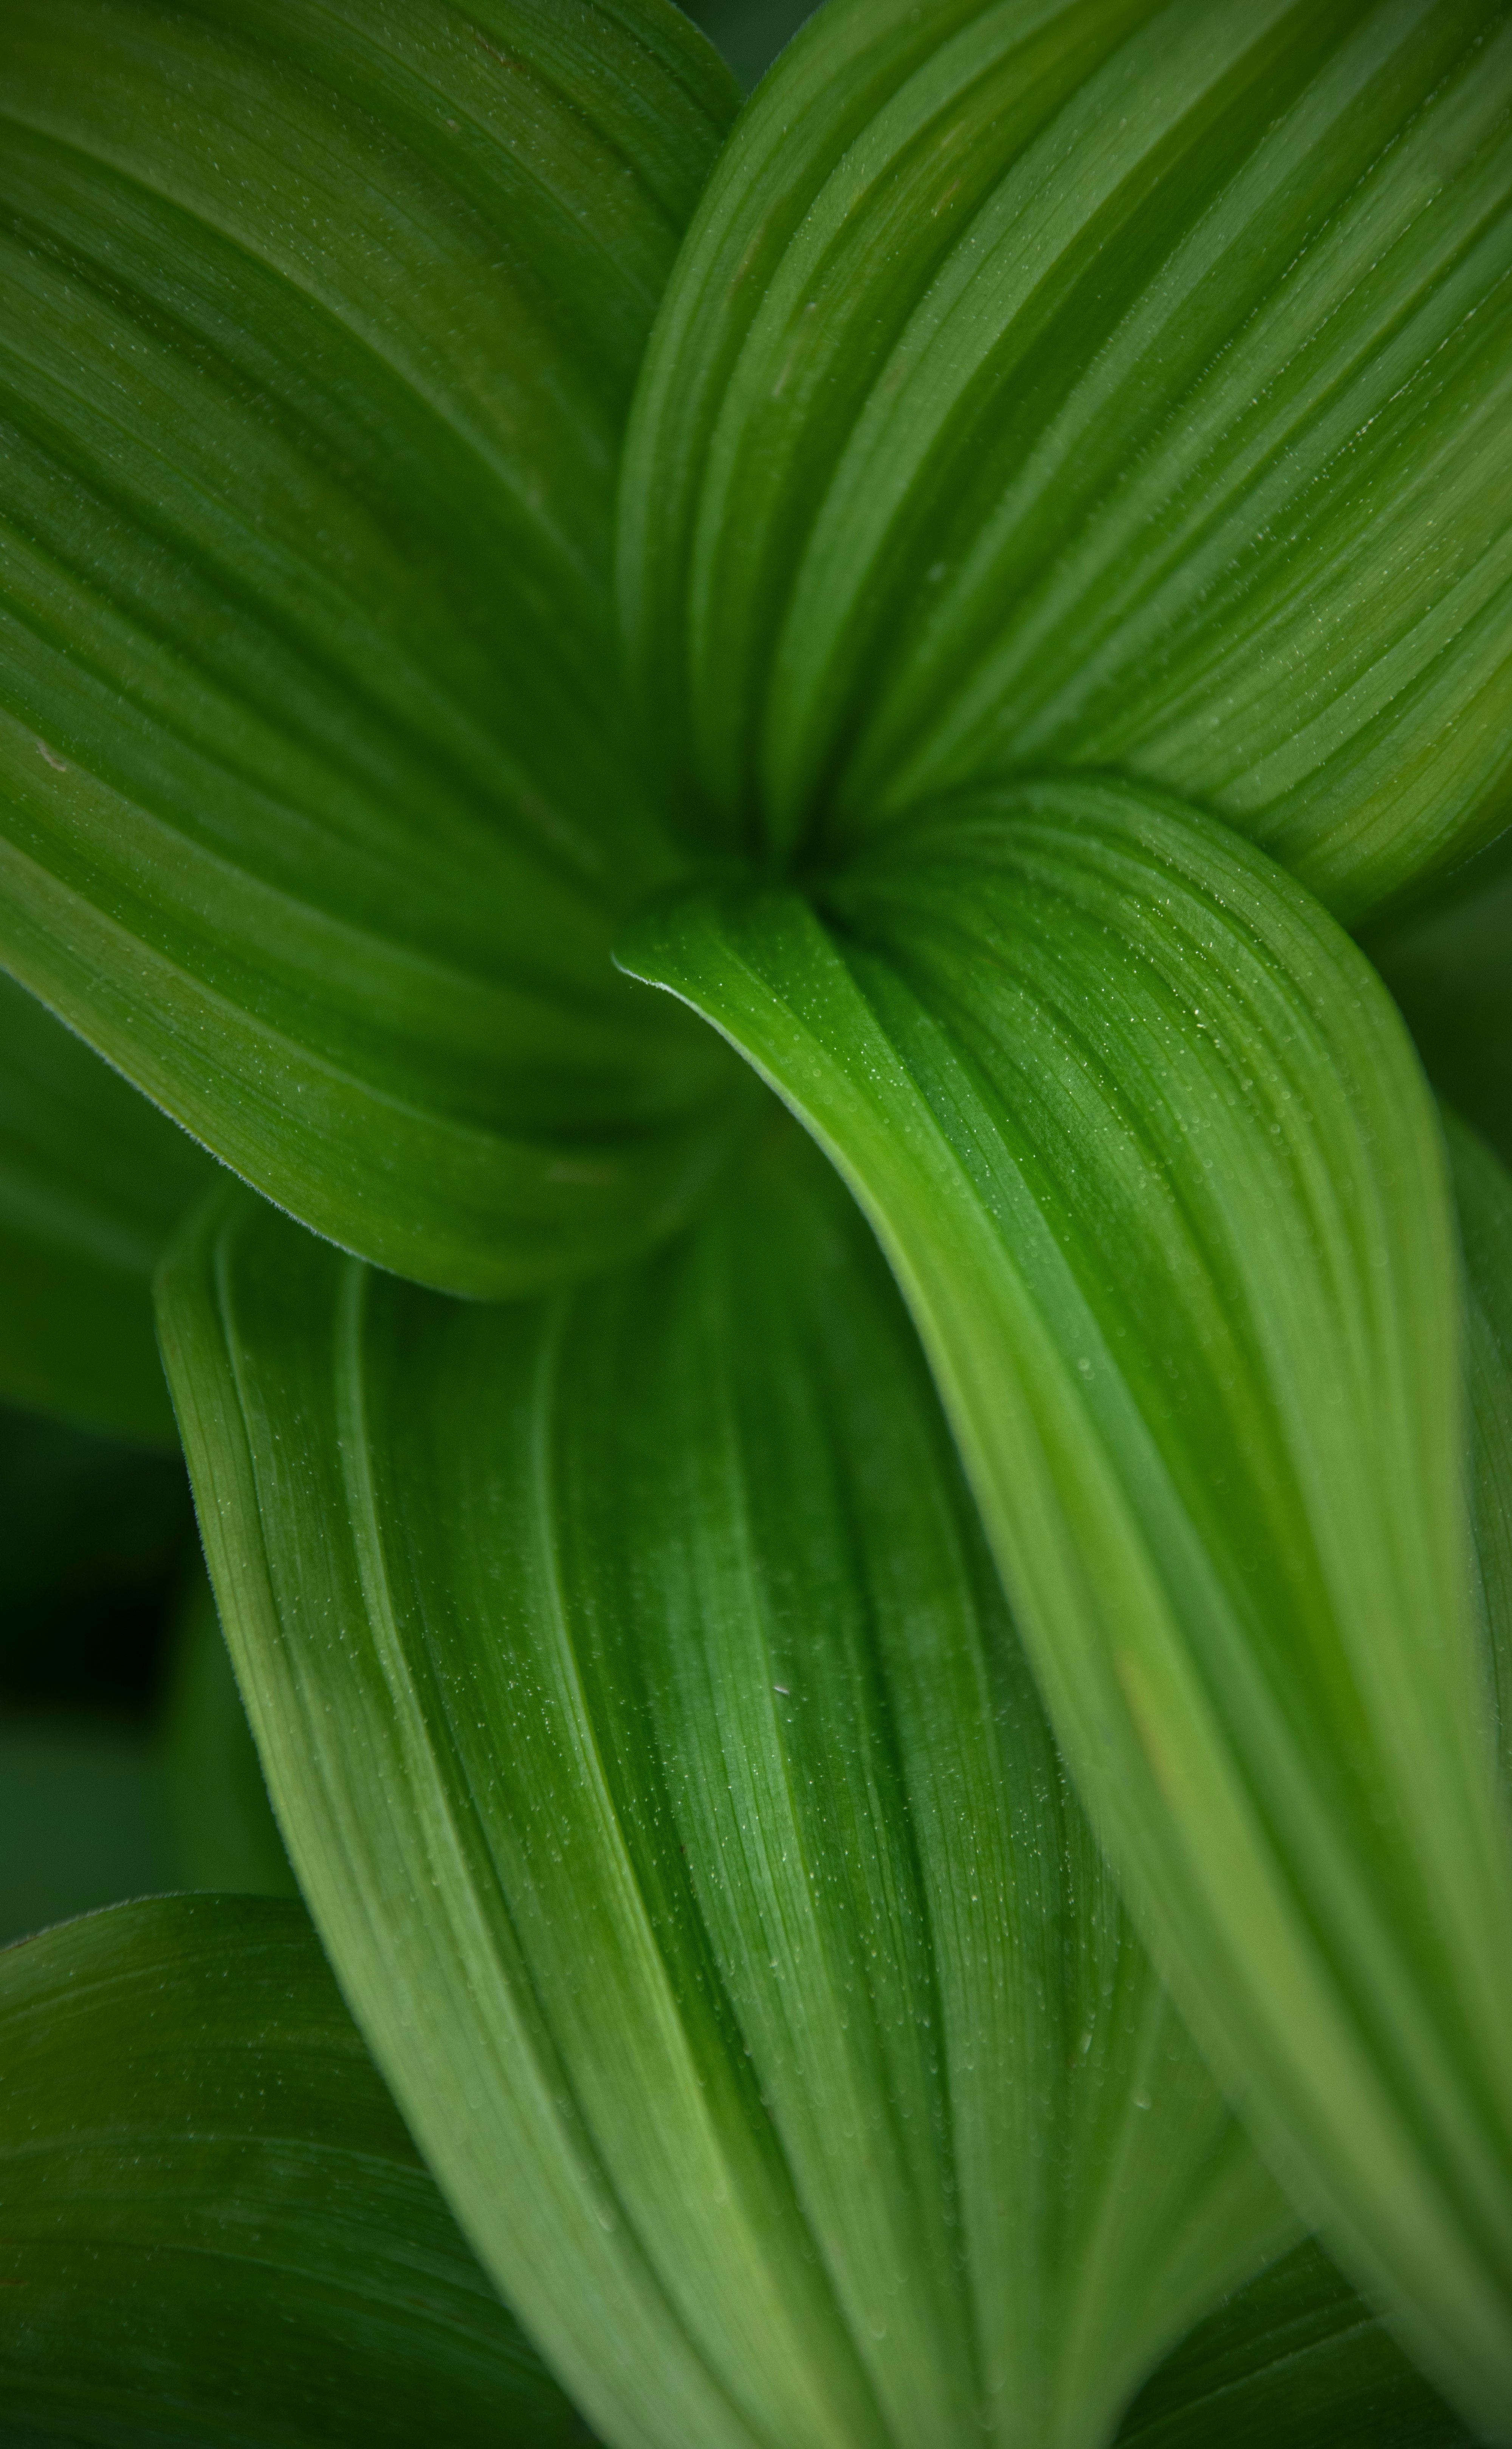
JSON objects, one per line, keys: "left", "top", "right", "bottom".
{"left": 157, "top": 1138, "right": 1293, "bottom": 2449}
{"left": 0, "top": 1405, "right": 192, "bottom": 1714}
{"left": 1114, "top": 2241, "right": 1470, "bottom": 2447}
{"left": 0, "top": 1893, "right": 595, "bottom": 2446}
{"left": 686, "top": 0, "right": 817, "bottom": 89}
{"left": 1371, "top": 859, "right": 1512, "bottom": 1170}
{"left": 621, "top": 0, "right": 1512, "bottom": 917}
{"left": 0, "top": 0, "right": 739, "bottom": 1296}
{"left": 160, "top": 1565, "right": 296, "bottom": 1898}
{"left": 1448, "top": 1112, "right": 1512, "bottom": 1790}
{"left": 0, "top": 1721, "right": 175, "bottom": 1947}
{"left": 0, "top": 969, "right": 210, "bottom": 1444}
{"left": 619, "top": 774, "right": 1512, "bottom": 2438}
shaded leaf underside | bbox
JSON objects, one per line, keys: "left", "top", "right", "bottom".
{"left": 1114, "top": 2240, "right": 1470, "bottom": 2447}
{"left": 0, "top": 1893, "right": 590, "bottom": 2446}
{"left": 0, "top": 967, "right": 209, "bottom": 1443}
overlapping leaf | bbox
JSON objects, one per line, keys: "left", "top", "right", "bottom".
{"left": 1373, "top": 862, "right": 1512, "bottom": 1169}
{"left": 1114, "top": 2242, "right": 1469, "bottom": 2448}
{"left": 160, "top": 1566, "right": 297, "bottom": 1898}
{"left": 158, "top": 1131, "right": 1295, "bottom": 2449}
{"left": 1449, "top": 1113, "right": 1512, "bottom": 1789}
{"left": 621, "top": 773, "right": 1512, "bottom": 2436}
{"left": 0, "top": 969, "right": 209, "bottom": 1442}
{"left": 623, "top": 0, "right": 1512, "bottom": 917}
{"left": 0, "top": 1893, "right": 592, "bottom": 2445}
{"left": 0, "top": 0, "right": 741, "bottom": 1294}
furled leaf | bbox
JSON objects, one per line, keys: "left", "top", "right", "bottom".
{"left": 622, "top": 0, "right": 1512, "bottom": 918}
{"left": 159, "top": 1565, "right": 296, "bottom": 1898}
{"left": 0, "top": 1892, "right": 594, "bottom": 2446}
{"left": 620, "top": 773, "right": 1512, "bottom": 2437}
{"left": 1371, "top": 859, "right": 1512, "bottom": 1170}
{"left": 1448, "top": 1111, "right": 1512, "bottom": 1789}
{"left": 0, "top": 0, "right": 741, "bottom": 1296}
{"left": 0, "top": 969, "right": 209, "bottom": 1442}
{"left": 1114, "top": 2241, "right": 1469, "bottom": 2448}
{"left": 158, "top": 1131, "right": 1295, "bottom": 2449}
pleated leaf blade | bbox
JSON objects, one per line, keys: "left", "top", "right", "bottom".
{"left": 158, "top": 1133, "right": 1293, "bottom": 2449}
{"left": 0, "top": 1892, "right": 593, "bottom": 2445}
{"left": 0, "top": 0, "right": 739, "bottom": 1294}
{"left": 621, "top": 0, "right": 1512, "bottom": 919}
{"left": 619, "top": 774, "right": 1512, "bottom": 2436}
{"left": 1114, "top": 2241, "right": 1470, "bottom": 2448}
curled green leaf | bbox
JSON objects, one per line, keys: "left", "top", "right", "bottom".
{"left": 158, "top": 1134, "right": 1292, "bottom": 2449}
{"left": 623, "top": 0, "right": 1512, "bottom": 917}
{"left": 620, "top": 773, "right": 1512, "bottom": 2436}
{"left": 0, "top": 0, "right": 740, "bottom": 1294}
{"left": 0, "top": 1893, "right": 592, "bottom": 2445}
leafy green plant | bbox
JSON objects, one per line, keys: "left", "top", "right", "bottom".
{"left": 1, "top": 0, "right": 1510, "bottom": 2441}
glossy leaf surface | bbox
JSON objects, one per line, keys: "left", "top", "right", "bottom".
{"left": 623, "top": 0, "right": 1512, "bottom": 917}
{"left": 621, "top": 774, "right": 1512, "bottom": 2435}
{"left": 0, "top": 0, "right": 739, "bottom": 1295}
{"left": 0, "top": 970, "right": 209, "bottom": 1442}
{"left": 0, "top": 1893, "right": 592, "bottom": 2446}
{"left": 159, "top": 1137, "right": 1292, "bottom": 2449}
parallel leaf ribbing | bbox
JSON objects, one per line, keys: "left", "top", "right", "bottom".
{"left": 0, "top": 1894, "right": 586, "bottom": 2446}
{"left": 621, "top": 774, "right": 1512, "bottom": 2437}
{"left": 623, "top": 0, "right": 1512, "bottom": 916}
{"left": 159, "top": 1136, "right": 1290, "bottom": 2449}
{"left": 0, "top": 0, "right": 740, "bottom": 1294}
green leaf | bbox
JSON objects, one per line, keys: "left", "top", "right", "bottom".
{"left": 0, "top": 0, "right": 741, "bottom": 1296}
{"left": 0, "top": 969, "right": 210, "bottom": 1443}
{"left": 1371, "top": 859, "right": 1512, "bottom": 1171}
{"left": 1114, "top": 2241, "right": 1470, "bottom": 2447}
{"left": 621, "top": 0, "right": 1512, "bottom": 918}
{"left": 686, "top": 0, "right": 816, "bottom": 89}
{"left": 159, "top": 1565, "right": 297, "bottom": 1899}
{"left": 158, "top": 1133, "right": 1294, "bottom": 2449}
{"left": 0, "top": 1403, "right": 193, "bottom": 1712}
{"left": 0, "top": 1719, "right": 175, "bottom": 1948}
{"left": 0, "top": 1892, "right": 594, "bottom": 2446}
{"left": 619, "top": 773, "right": 1512, "bottom": 2437}
{"left": 1448, "top": 1111, "right": 1512, "bottom": 1792}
